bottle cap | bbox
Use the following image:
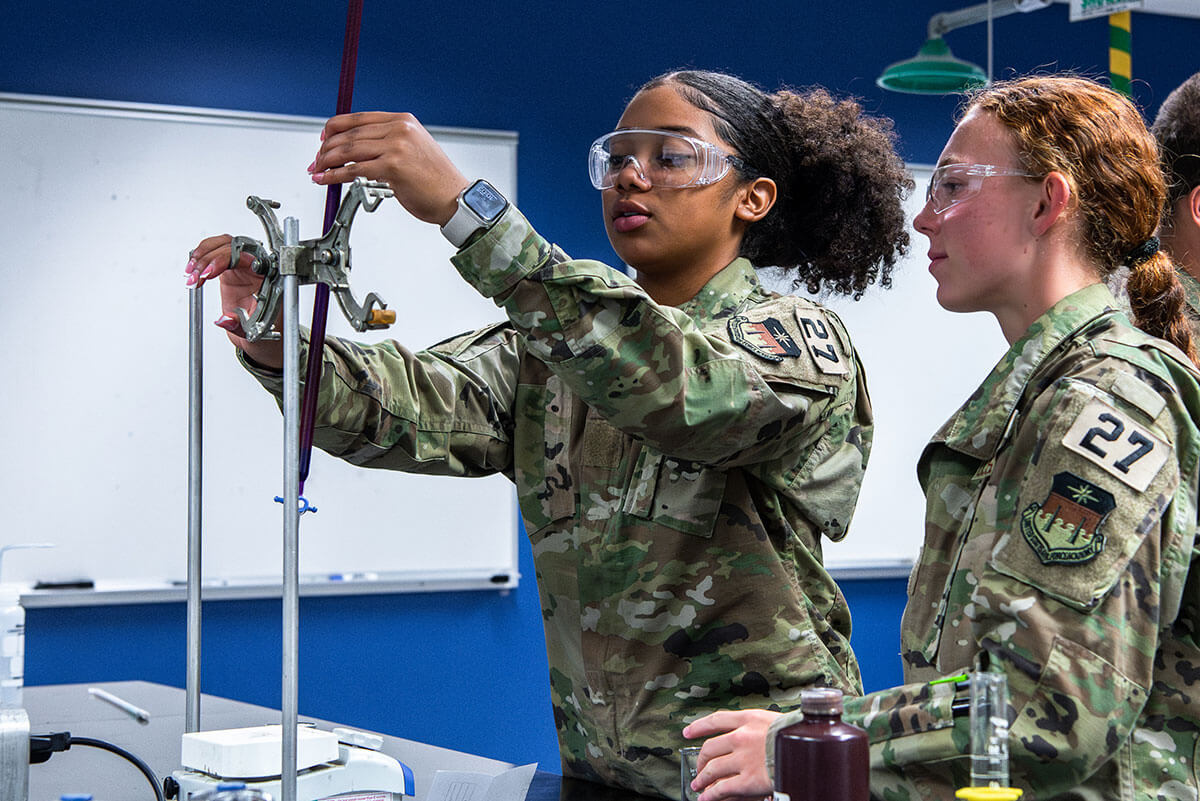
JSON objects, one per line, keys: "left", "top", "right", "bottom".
{"left": 800, "top": 687, "right": 844, "bottom": 715}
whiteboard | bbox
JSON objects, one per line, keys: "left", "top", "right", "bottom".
{"left": 762, "top": 167, "right": 1004, "bottom": 577}
{"left": 0, "top": 94, "right": 520, "bottom": 601}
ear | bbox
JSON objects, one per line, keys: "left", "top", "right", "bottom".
{"left": 734, "top": 177, "right": 777, "bottom": 223}
{"left": 1030, "top": 170, "right": 1073, "bottom": 237}
{"left": 1188, "top": 184, "right": 1200, "bottom": 227}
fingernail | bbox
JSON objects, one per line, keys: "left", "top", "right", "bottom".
{"left": 185, "top": 258, "right": 196, "bottom": 272}
{"left": 214, "top": 314, "right": 238, "bottom": 331}
{"left": 307, "top": 159, "right": 316, "bottom": 173}
{"left": 311, "top": 171, "right": 325, "bottom": 183}
{"left": 199, "top": 264, "right": 215, "bottom": 279}
{"left": 320, "top": 128, "right": 326, "bottom": 141}
{"left": 186, "top": 274, "right": 197, "bottom": 286}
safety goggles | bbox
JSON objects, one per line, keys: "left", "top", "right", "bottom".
{"left": 588, "top": 129, "right": 746, "bottom": 190}
{"left": 926, "top": 163, "right": 1040, "bottom": 214}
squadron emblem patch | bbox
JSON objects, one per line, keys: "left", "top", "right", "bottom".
{"left": 1019, "top": 471, "right": 1115, "bottom": 565}
{"left": 728, "top": 316, "right": 802, "bottom": 362}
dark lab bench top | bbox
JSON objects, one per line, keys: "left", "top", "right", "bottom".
{"left": 25, "top": 681, "right": 665, "bottom": 801}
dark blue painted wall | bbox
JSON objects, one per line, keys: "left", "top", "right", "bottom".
{"left": 23, "top": 561, "right": 906, "bottom": 771}
{"left": 8, "top": 0, "right": 1198, "bottom": 773}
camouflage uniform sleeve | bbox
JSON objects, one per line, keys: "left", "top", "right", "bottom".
{"left": 238, "top": 321, "right": 521, "bottom": 477}
{"left": 451, "top": 206, "right": 855, "bottom": 467}
{"left": 765, "top": 680, "right": 963, "bottom": 797}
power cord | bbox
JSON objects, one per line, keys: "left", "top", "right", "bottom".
{"left": 30, "top": 731, "right": 166, "bottom": 801}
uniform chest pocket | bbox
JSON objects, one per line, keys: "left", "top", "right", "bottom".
{"left": 621, "top": 446, "right": 727, "bottom": 538}
{"left": 514, "top": 376, "right": 577, "bottom": 533}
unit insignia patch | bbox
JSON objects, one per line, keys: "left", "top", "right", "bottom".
{"left": 1019, "top": 471, "right": 1115, "bottom": 565}
{"left": 728, "top": 315, "right": 802, "bottom": 362}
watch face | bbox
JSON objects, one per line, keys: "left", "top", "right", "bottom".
{"left": 465, "top": 181, "right": 508, "bottom": 223}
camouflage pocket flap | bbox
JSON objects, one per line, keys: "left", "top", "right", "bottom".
{"left": 622, "top": 448, "right": 726, "bottom": 538}
{"left": 1008, "top": 634, "right": 1143, "bottom": 779}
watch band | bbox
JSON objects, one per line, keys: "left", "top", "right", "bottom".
{"left": 440, "top": 179, "right": 508, "bottom": 248}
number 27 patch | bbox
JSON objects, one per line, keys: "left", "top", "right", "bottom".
{"left": 1062, "top": 397, "right": 1169, "bottom": 492}
{"left": 794, "top": 309, "right": 848, "bottom": 375}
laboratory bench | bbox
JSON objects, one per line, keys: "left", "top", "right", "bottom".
{"left": 23, "top": 681, "right": 662, "bottom": 801}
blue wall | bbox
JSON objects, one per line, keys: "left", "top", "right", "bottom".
{"left": 8, "top": 0, "right": 1199, "bottom": 773}
{"left": 24, "top": 560, "right": 907, "bottom": 770}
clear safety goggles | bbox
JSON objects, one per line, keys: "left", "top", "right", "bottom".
{"left": 926, "top": 163, "right": 1040, "bottom": 214}
{"left": 588, "top": 128, "right": 746, "bottom": 190}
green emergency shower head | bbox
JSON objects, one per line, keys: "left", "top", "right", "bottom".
{"left": 876, "top": 36, "right": 988, "bottom": 95}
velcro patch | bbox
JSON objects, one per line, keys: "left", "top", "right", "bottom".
{"left": 1061, "top": 397, "right": 1169, "bottom": 491}
{"left": 728, "top": 315, "right": 803, "bottom": 362}
{"left": 794, "top": 309, "right": 849, "bottom": 375}
{"left": 1019, "top": 471, "right": 1114, "bottom": 565}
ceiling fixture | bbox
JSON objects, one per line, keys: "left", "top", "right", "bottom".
{"left": 877, "top": 0, "right": 1053, "bottom": 95}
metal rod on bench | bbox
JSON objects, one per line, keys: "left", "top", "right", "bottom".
{"left": 185, "top": 283, "right": 203, "bottom": 734}
{"left": 281, "top": 216, "right": 302, "bottom": 801}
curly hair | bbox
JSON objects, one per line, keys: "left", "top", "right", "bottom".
{"left": 640, "top": 71, "right": 913, "bottom": 299}
{"left": 1151, "top": 71, "right": 1200, "bottom": 212}
{"left": 967, "top": 75, "right": 1195, "bottom": 365}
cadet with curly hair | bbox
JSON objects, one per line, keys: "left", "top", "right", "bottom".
{"left": 186, "top": 69, "right": 911, "bottom": 799}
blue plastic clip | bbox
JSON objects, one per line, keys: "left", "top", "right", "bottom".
{"left": 274, "top": 496, "right": 318, "bottom": 514}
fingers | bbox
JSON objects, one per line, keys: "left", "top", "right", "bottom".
{"left": 185, "top": 236, "right": 259, "bottom": 289}
{"left": 693, "top": 748, "right": 773, "bottom": 801}
{"left": 310, "top": 112, "right": 421, "bottom": 185}
{"left": 696, "top": 773, "right": 772, "bottom": 801}
{"left": 321, "top": 110, "right": 401, "bottom": 140}
{"left": 308, "top": 111, "right": 467, "bottom": 224}
{"left": 684, "top": 710, "right": 767, "bottom": 739}
{"left": 684, "top": 710, "right": 780, "bottom": 801}
{"left": 214, "top": 313, "right": 246, "bottom": 337}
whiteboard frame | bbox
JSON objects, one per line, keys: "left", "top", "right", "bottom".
{"left": 1, "top": 93, "right": 522, "bottom": 607}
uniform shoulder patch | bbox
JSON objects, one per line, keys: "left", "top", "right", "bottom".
{"left": 728, "top": 315, "right": 803, "bottom": 362}
{"left": 1019, "top": 471, "right": 1114, "bottom": 565}
{"left": 794, "top": 307, "right": 849, "bottom": 376}
{"left": 1061, "top": 396, "right": 1169, "bottom": 492}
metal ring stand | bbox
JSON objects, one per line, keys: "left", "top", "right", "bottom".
{"left": 185, "top": 192, "right": 392, "bottom": 800}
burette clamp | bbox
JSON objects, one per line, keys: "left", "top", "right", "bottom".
{"left": 231, "top": 177, "right": 399, "bottom": 342}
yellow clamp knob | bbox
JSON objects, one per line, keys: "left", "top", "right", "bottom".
{"left": 368, "top": 309, "right": 397, "bottom": 326}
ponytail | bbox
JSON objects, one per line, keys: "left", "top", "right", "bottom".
{"left": 1126, "top": 250, "right": 1197, "bottom": 364}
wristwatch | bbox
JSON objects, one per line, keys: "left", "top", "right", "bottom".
{"left": 440, "top": 179, "right": 509, "bottom": 248}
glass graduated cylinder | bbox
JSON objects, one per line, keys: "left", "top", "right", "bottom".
{"left": 969, "top": 671, "right": 1011, "bottom": 787}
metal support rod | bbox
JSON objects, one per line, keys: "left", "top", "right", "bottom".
{"left": 928, "top": 0, "right": 1050, "bottom": 38}
{"left": 281, "top": 217, "right": 302, "bottom": 801}
{"left": 185, "top": 285, "right": 203, "bottom": 734}
{"left": 987, "top": 0, "right": 994, "bottom": 84}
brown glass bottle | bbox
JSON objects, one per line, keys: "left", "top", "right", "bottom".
{"left": 774, "top": 687, "right": 868, "bottom": 801}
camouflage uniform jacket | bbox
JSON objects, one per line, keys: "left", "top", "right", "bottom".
{"left": 245, "top": 207, "right": 872, "bottom": 799}
{"left": 766, "top": 283, "right": 1200, "bottom": 800}
{"left": 1177, "top": 268, "right": 1200, "bottom": 343}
